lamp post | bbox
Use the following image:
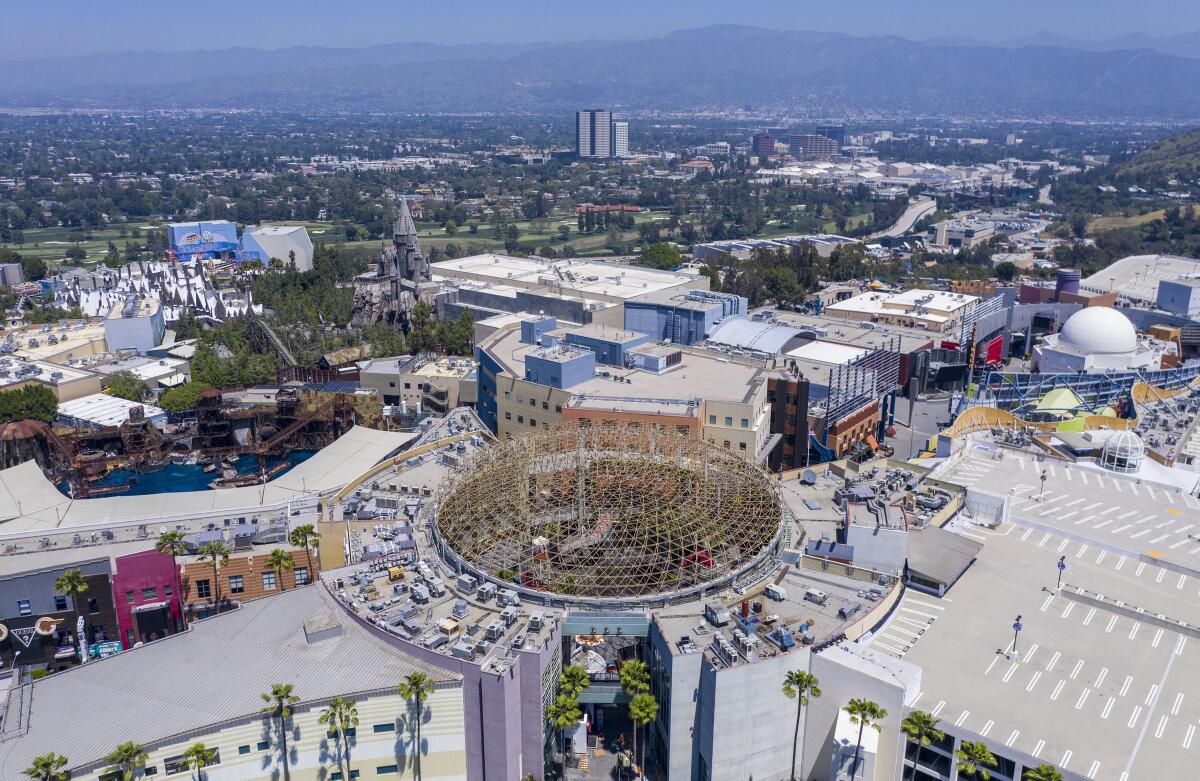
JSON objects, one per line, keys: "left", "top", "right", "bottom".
{"left": 1012, "top": 615, "right": 1023, "bottom": 658}
{"left": 1057, "top": 556, "right": 1067, "bottom": 590}
{"left": 1039, "top": 469, "right": 1048, "bottom": 501}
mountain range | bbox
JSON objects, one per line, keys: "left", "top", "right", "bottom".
{"left": 3, "top": 25, "right": 1200, "bottom": 118}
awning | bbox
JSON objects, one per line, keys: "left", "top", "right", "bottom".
{"left": 133, "top": 600, "right": 170, "bottom": 614}
{"left": 157, "top": 372, "right": 187, "bottom": 388}
{"left": 54, "top": 647, "right": 77, "bottom": 660}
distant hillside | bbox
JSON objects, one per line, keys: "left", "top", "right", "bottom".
{"left": 2, "top": 26, "right": 1200, "bottom": 117}
{"left": 1109, "top": 127, "right": 1200, "bottom": 184}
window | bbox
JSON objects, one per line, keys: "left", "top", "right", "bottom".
{"left": 262, "top": 571, "right": 278, "bottom": 591}
{"left": 529, "top": 398, "right": 535, "bottom": 407}
{"left": 257, "top": 740, "right": 270, "bottom": 751}
{"left": 503, "top": 391, "right": 511, "bottom": 400}
{"left": 542, "top": 401, "right": 549, "bottom": 410}
{"left": 504, "top": 411, "right": 511, "bottom": 421}
{"left": 17, "top": 600, "right": 31, "bottom": 616}
{"left": 238, "top": 745, "right": 251, "bottom": 756}
{"left": 126, "top": 628, "right": 134, "bottom": 647}
{"left": 708, "top": 414, "right": 716, "bottom": 424}
{"left": 196, "top": 580, "right": 211, "bottom": 599}
{"left": 229, "top": 575, "right": 245, "bottom": 594}
{"left": 517, "top": 415, "right": 524, "bottom": 424}
{"left": 294, "top": 567, "right": 309, "bottom": 586}
{"left": 54, "top": 595, "right": 68, "bottom": 611}
{"left": 125, "top": 590, "right": 136, "bottom": 604}
{"left": 724, "top": 416, "right": 733, "bottom": 426}
{"left": 144, "top": 769, "right": 158, "bottom": 777}
{"left": 164, "top": 584, "right": 172, "bottom": 597}
{"left": 88, "top": 598, "right": 99, "bottom": 614}
{"left": 555, "top": 405, "right": 562, "bottom": 413}
{"left": 740, "top": 418, "right": 749, "bottom": 428}
{"left": 164, "top": 755, "right": 187, "bottom": 775}
{"left": 376, "top": 765, "right": 399, "bottom": 775}
{"left": 530, "top": 418, "right": 536, "bottom": 427}
{"left": 141, "top": 587, "right": 158, "bottom": 600}
{"left": 331, "top": 771, "right": 361, "bottom": 780}
{"left": 373, "top": 722, "right": 396, "bottom": 733}
{"left": 404, "top": 382, "right": 411, "bottom": 389}
{"left": 739, "top": 442, "right": 747, "bottom": 451}
{"left": 100, "top": 772, "right": 123, "bottom": 781}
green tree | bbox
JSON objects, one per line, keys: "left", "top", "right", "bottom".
{"left": 104, "top": 371, "right": 147, "bottom": 403}
{"left": 558, "top": 224, "right": 571, "bottom": 242}
{"left": 619, "top": 659, "right": 650, "bottom": 696}
{"left": 699, "top": 264, "right": 722, "bottom": 291}
{"left": 0, "top": 384, "right": 59, "bottom": 424}
{"left": 558, "top": 664, "right": 591, "bottom": 699}
{"left": 155, "top": 530, "right": 187, "bottom": 631}
{"left": 546, "top": 693, "right": 581, "bottom": 770}
{"left": 21, "top": 255, "right": 47, "bottom": 281}
{"left": 843, "top": 698, "right": 887, "bottom": 779}
{"left": 1022, "top": 764, "right": 1064, "bottom": 781}
{"left": 289, "top": 524, "right": 319, "bottom": 580}
{"left": 260, "top": 683, "right": 300, "bottom": 781}
{"left": 901, "top": 710, "right": 944, "bottom": 768}
{"left": 400, "top": 672, "right": 435, "bottom": 779}
{"left": 23, "top": 753, "right": 69, "bottom": 781}
{"left": 196, "top": 540, "right": 230, "bottom": 609}
{"left": 104, "top": 741, "right": 148, "bottom": 781}
{"left": 955, "top": 740, "right": 999, "bottom": 780}
{"left": 54, "top": 568, "right": 88, "bottom": 612}
{"left": 783, "top": 670, "right": 821, "bottom": 780}
{"left": 158, "top": 382, "right": 211, "bottom": 413}
{"left": 995, "top": 260, "right": 1018, "bottom": 283}
{"left": 639, "top": 242, "right": 681, "bottom": 270}
{"left": 182, "top": 742, "right": 216, "bottom": 781}
{"left": 629, "top": 692, "right": 658, "bottom": 780}
{"left": 266, "top": 548, "right": 293, "bottom": 590}
{"left": 443, "top": 219, "right": 457, "bottom": 237}
{"left": 320, "top": 696, "right": 359, "bottom": 781}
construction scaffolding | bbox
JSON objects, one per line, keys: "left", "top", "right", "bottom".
{"left": 431, "top": 425, "right": 785, "bottom": 603}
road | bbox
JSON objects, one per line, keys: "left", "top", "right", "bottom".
{"left": 869, "top": 196, "right": 937, "bottom": 239}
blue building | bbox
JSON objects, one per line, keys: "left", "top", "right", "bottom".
{"left": 524, "top": 345, "right": 595, "bottom": 390}
{"left": 1156, "top": 279, "right": 1200, "bottom": 317}
{"left": 166, "top": 221, "right": 241, "bottom": 262}
{"left": 624, "top": 290, "right": 747, "bottom": 346}
{"left": 563, "top": 324, "right": 649, "bottom": 366}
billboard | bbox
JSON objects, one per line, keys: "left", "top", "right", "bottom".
{"left": 168, "top": 221, "right": 240, "bottom": 257}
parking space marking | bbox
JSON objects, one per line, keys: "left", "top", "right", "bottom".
{"left": 1003, "top": 663, "right": 1019, "bottom": 683}
{"left": 1023, "top": 643, "right": 1039, "bottom": 663}
{"left": 1105, "top": 616, "right": 1118, "bottom": 633}
{"left": 1171, "top": 693, "right": 1184, "bottom": 716}
{"left": 1155, "top": 715, "right": 1168, "bottom": 739}
{"left": 1101, "top": 699, "right": 1115, "bottom": 719}
{"left": 1129, "top": 623, "right": 1140, "bottom": 640}
{"left": 1075, "top": 544, "right": 1089, "bottom": 558}
{"left": 1046, "top": 650, "right": 1062, "bottom": 671}
{"left": 1113, "top": 524, "right": 1132, "bottom": 534}
{"left": 1075, "top": 689, "right": 1090, "bottom": 709}
{"left": 1087, "top": 760, "right": 1101, "bottom": 779}
{"left": 1120, "top": 676, "right": 1133, "bottom": 696}
{"left": 1185, "top": 724, "right": 1196, "bottom": 749}
{"left": 1061, "top": 749, "right": 1073, "bottom": 766}
{"left": 1119, "top": 510, "right": 1139, "bottom": 519}
{"left": 1070, "top": 660, "right": 1084, "bottom": 680}
{"left": 1145, "top": 684, "right": 1159, "bottom": 706}
{"left": 1095, "top": 519, "right": 1114, "bottom": 529}
{"left": 1152, "top": 629, "right": 1164, "bottom": 648}
{"left": 985, "top": 656, "right": 1001, "bottom": 676}
{"left": 1033, "top": 739, "right": 1045, "bottom": 757}
{"left": 1094, "top": 667, "right": 1108, "bottom": 687}
{"left": 1128, "top": 705, "right": 1142, "bottom": 728}
{"left": 1005, "top": 729, "right": 1019, "bottom": 746}
{"left": 1040, "top": 593, "right": 1055, "bottom": 612}
{"left": 1083, "top": 607, "right": 1097, "bottom": 626}
{"left": 1026, "top": 671, "right": 1042, "bottom": 692}
{"left": 980, "top": 720, "right": 994, "bottom": 736}
{"left": 1100, "top": 506, "right": 1121, "bottom": 516}
{"left": 955, "top": 710, "right": 970, "bottom": 726}
{"left": 1051, "top": 680, "right": 1066, "bottom": 700}
{"left": 931, "top": 700, "right": 946, "bottom": 717}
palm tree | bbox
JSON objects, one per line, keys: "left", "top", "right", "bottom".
{"left": 261, "top": 683, "right": 300, "bottom": 781}
{"left": 619, "top": 659, "right": 651, "bottom": 777}
{"left": 196, "top": 540, "right": 230, "bottom": 611}
{"left": 558, "top": 664, "right": 591, "bottom": 699}
{"left": 399, "top": 671, "right": 435, "bottom": 780}
{"left": 289, "top": 524, "right": 319, "bottom": 580}
{"left": 319, "top": 696, "right": 359, "bottom": 781}
{"left": 956, "top": 740, "right": 999, "bottom": 780}
{"left": 1022, "top": 763, "right": 1064, "bottom": 781}
{"left": 182, "top": 742, "right": 216, "bottom": 781}
{"left": 782, "top": 670, "right": 821, "bottom": 780}
{"left": 53, "top": 567, "right": 89, "bottom": 661}
{"left": 155, "top": 530, "right": 187, "bottom": 629}
{"left": 23, "top": 753, "right": 69, "bottom": 781}
{"left": 104, "top": 741, "right": 148, "bottom": 781}
{"left": 546, "top": 693, "right": 581, "bottom": 770}
{"left": 901, "top": 710, "right": 944, "bottom": 769}
{"left": 843, "top": 698, "right": 888, "bottom": 779}
{"left": 266, "top": 548, "right": 292, "bottom": 591}
{"left": 629, "top": 692, "right": 658, "bottom": 780}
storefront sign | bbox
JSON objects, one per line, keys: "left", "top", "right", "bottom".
{"left": 89, "top": 641, "right": 122, "bottom": 659}
{"left": 10, "top": 627, "right": 36, "bottom": 648}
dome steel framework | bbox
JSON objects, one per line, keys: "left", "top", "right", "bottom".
{"left": 431, "top": 426, "right": 785, "bottom": 603}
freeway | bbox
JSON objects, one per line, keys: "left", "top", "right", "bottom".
{"left": 870, "top": 195, "right": 937, "bottom": 239}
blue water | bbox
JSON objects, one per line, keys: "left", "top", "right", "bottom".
{"left": 73, "top": 450, "right": 317, "bottom": 496}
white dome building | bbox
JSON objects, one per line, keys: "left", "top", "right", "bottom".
{"left": 1033, "top": 307, "right": 1162, "bottom": 373}
{"left": 1100, "top": 429, "right": 1145, "bottom": 474}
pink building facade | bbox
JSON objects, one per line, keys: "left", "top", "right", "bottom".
{"left": 112, "top": 548, "right": 182, "bottom": 649}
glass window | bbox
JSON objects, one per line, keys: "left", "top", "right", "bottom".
{"left": 530, "top": 418, "right": 536, "bottom": 427}
{"left": 196, "top": 579, "right": 211, "bottom": 599}
{"left": 100, "top": 772, "right": 123, "bottom": 781}
{"left": 503, "top": 391, "right": 510, "bottom": 400}
{"left": 294, "top": 567, "right": 309, "bottom": 586}
{"left": 376, "top": 765, "right": 399, "bottom": 775}
{"left": 739, "top": 442, "right": 747, "bottom": 451}
{"left": 555, "top": 405, "right": 562, "bottom": 413}
{"left": 740, "top": 418, "right": 749, "bottom": 428}
{"left": 125, "top": 591, "right": 136, "bottom": 604}
{"left": 708, "top": 414, "right": 716, "bottom": 424}
{"left": 257, "top": 741, "right": 270, "bottom": 751}
{"left": 238, "top": 745, "right": 251, "bottom": 756}
{"left": 724, "top": 416, "right": 733, "bottom": 426}
{"left": 88, "top": 598, "right": 99, "bottom": 614}
{"left": 373, "top": 722, "right": 396, "bottom": 733}
{"left": 164, "top": 584, "right": 172, "bottom": 597}
{"left": 54, "top": 595, "right": 68, "bottom": 611}
{"left": 164, "top": 755, "right": 187, "bottom": 776}
{"left": 542, "top": 401, "right": 549, "bottom": 410}
{"left": 229, "top": 575, "right": 244, "bottom": 594}
{"left": 17, "top": 599, "right": 31, "bottom": 616}
{"left": 517, "top": 415, "right": 524, "bottom": 423}
{"left": 144, "top": 769, "right": 158, "bottom": 777}
{"left": 262, "top": 572, "right": 277, "bottom": 591}
{"left": 504, "top": 411, "right": 511, "bottom": 420}
{"left": 141, "top": 587, "right": 158, "bottom": 600}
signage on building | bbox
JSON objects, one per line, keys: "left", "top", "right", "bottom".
{"left": 10, "top": 626, "right": 36, "bottom": 648}
{"left": 89, "top": 641, "right": 122, "bottom": 659}
{"left": 0, "top": 623, "right": 7, "bottom": 642}
{"left": 34, "top": 616, "right": 63, "bottom": 636}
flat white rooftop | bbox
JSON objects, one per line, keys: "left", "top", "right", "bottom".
{"left": 785, "top": 340, "right": 870, "bottom": 367}
{"left": 432, "top": 254, "right": 697, "bottom": 300}
{"left": 57, "top": 392, "right": 165, "bottom": 427}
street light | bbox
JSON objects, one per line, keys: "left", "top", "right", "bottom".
{"left": 1012, "top": 615, "right": 1023, "bottom": 658}
{"left": 1057, "top": 555, "right": 1067, "bottom": 590}
{"left": 1039, "top": 469, "right": 1048, "bottom": 501}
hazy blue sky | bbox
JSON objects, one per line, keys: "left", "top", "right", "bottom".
{"left": 5, "top": 0, "right": 1200, "bottom": 59}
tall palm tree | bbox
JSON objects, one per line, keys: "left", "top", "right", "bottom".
{"left": 901, "top": 710, "right": 944, "bottom": 769}
{"left": 1022, "top": 764, "right": 1064, "bottom": 781}
{"left": 619, "top": 659, "right": 651, "bottom": 778}
{"left": 182, "top": 742, "right": 216, "bottom": 781}
{"left": 399, "top": 671, "right": 435, "bottom": 780}
{"left": 23, "top": 753, "right": 69, "bottom": 781}
{"left": 843, "top": 698, "right": 887, "bottom": 779}
{"left": 319, "top": 696, "right": 359, "bottom": 781}
{"left": 261, "top": 683, "right": 300, "bottom": 781}
{"left": 54, "top": 568, "right": 89, "bottom": 661}
{"left": 289, "top": 524, "right": 319, "bottom": 580}
{"left": 546, "top": 693, "right": 581, "bottom": 770}
{"left": 629, "top": 692, "right": 658, "bottom": 780}
{"left": 782, "top": 670, "right": 821, "bottom": 781}
{"left": 155, "top": 530, "right": 188, "bottom": 629}
{"left": 266, "top": 548, "right": 292, "bottom": 591}
{"left": 104, "top": 741, "right": 148, "bottom": 781}
{"left": 558, "top": 664, "right": 591, "bottom": 699}
{"left": 196, "top": 540, "right": 230, "bottom": 611}
{"left": 956, "top": 740, "right": 999, "bottom": 780}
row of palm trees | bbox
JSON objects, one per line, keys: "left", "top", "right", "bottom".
{"left": 782, "top": 671, "right": 1064, "bottom": 781}
{"left": 155, "top": 523, "right": 319, "bottom": 610}
{"left": 23, "top": 669, "right": 436, "bottom": 781}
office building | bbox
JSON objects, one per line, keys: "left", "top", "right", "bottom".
{"left": 752, "top": 131, "right": 775, "bottom": 159}
{"left": 789, "top": 133, "right": 840, "bottom": 159}
{"left": 611, "top": 119, "right": 630, "bottom": 157}
{"left": 817, "top": 123, "right": 847, "bottom": 146}
{"left": 576, "top": 109, "right": 612, "bottom": 158}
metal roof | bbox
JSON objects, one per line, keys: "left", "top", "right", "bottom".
{"left": 905, "top": 525, "right": 983, "bottom": 587}
{"left": 0, "top": 586, "right": 457, "bottom": 777}
{"left": 705, "top": 316, "right": 802, "bottom": 354}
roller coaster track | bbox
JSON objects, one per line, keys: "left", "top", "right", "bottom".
{"left": 246, "top": 310, "right": 298, "bottom": 367}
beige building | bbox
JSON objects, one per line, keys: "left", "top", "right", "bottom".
{"left": 824, "top": 288, "right": 979, "bottom": 333}
{"left": 0, "top": 355, "right": 102, "bottom": 402}
{"left": 359, "top": 354, "right": 477, "bottom": 414}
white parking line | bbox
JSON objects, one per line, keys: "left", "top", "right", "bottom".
{"left": 1120, "top": 676, "right": 1133, "bottom": 697}
{"left": 1033, "top": 739, "right": 1045, "bottom": 756}
{"left": 1100, "top": 506, "right": 1121, "bottom": 516}
{"left": 1155, "top": 715, "right": 1168, "bottom": 739}
{"left": 1062, "top": 749, "right": 1074, "bottom": 766}
{"left": 1046, "top": 650, "right": 1062, "bottom": 671}
{"left": 1023, "top": 643, "right": 1039, "bottom": 663}
{"left": 1113, "top": 524, "right": 1132, "bottom": 534}
{"left": 1003, "top": 663, "right": 1019, "bottom": 683}
{"left": 1070, "top": 660, "right": 1084, "bottom": 680}
{"left": 1152, "top": 629, "right": 1164, "bottom": 648}
{"left": 932, "top": 700, "right": 946, "bottom": 717}
{"left": 1129, "top": 623, "right": 1140, "bottom": 640}
{"left": 1128, "top": 705, "right": 1142, "bottom": 728}
{"left": 1088, "top": 760, "right": 1101, "bottom": 779}
{"left": 1185, "top": 724, "right": 1196, "bottom": 749}
{"left": 1005, "top": 730, "right": 1019, "bottom": 746}
{"left": 1083, "top": 607, "right": 1097, "bottom": 626}
{"left": 1076, "top": 689, "right": 1090, "bottom": 709}
{"left": 1171, "top": 693, "right": 1184, "bottom": 716}
{"left": 1105, "top": 616, "right": 1118, "bottom": 633}
{"left": 1119, "top": 510, "right": 1139, "bottom": 519}
{"left": 1101, "top": 699, "right": 1115, "bottom": 719}
{"left": 985, "top": 656, "right": 1001, "bottom": 676}
{"left": 1051, "top": 680, "right": 1066, "bottom": 700}
{"left": 955, "top": 710, "right": 970, "bottom": 726}
{"left": 1145, "top": 684, "right": 1159, "bottom": 706}
{"left": 1026, "top": 671, "right": 1042, "bottom": 692}
{"left": 1040, "top": 593, "right": 1055, "bottom": 612}
{"left": 980, "top": 720, "right": 994, "bottom": 736}
{"left": 1094, "top": 667, "right": 1108, "bottom": 687}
